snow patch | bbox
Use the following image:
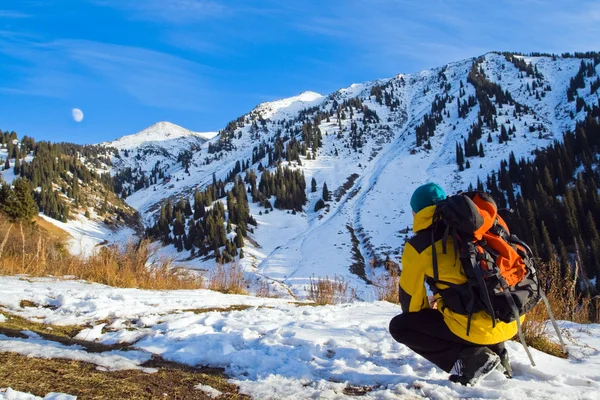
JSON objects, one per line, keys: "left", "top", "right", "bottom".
{"left": 194, "top": 384, "right": 222, "bottom": 398}
{"left": 0, "top": 333, "right": 155, "bottom": 372}
{"left": 0, "top": 388, "right": 76, "bottom": 400}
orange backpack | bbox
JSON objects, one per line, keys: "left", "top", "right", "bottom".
{"left": 429, "top": 191, "right": 565, "bottom": 365}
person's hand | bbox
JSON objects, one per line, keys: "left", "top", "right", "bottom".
{"left": 428, "top": 296, "right": 438, "bottom": 309}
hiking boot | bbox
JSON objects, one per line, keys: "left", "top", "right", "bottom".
{"left": 449, "top": 347, "right": 501, "bottom": 386}
{"left": 495, "top": 347, "right": 513, "bottom": 378}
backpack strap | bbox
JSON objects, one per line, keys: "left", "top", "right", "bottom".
{"left": 466, "top": 242, "right": 497, "bottom": 327}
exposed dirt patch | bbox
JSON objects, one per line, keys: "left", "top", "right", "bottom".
{"left": 334, "top": 174, "right": 360, "bottom": 202}
{"left": 0, "top": 309, "right": 84, "bottom": 340}
{"left": 0, "top": 310, "right": 133, "bottom": 353}
{"left": 0, "top": 352, "right": 248, "bottom": 400}
{"left": 181, "top": 305, "right": 254, "bottom": 314}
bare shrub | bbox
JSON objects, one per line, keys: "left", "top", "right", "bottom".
{"left": 208, "top": 262, "right": 247, "bottom": 295}
{"left": 256, "top": 279, "right": 281, "bottom": 298}
{"left": 521, "top": 257, "right": 593, "bottom": 357}
{"left": 306, "top": 275, "right": 353, "bottom": 305}
{"left": 373, "top": 269, "right": 399, "bottom": 304}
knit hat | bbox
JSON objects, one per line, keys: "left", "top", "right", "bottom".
{"left": 410, "top": 183, "right": 447, "bottom": 213}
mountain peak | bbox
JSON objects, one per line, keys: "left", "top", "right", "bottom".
{"left": 105, "top": 121, "right": 217, "bottom": 150}
{"left": 253, "top": 91, "right": 325, "bottom": 120}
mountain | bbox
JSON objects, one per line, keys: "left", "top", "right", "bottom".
{"left": 105, "top": 121, "right": 217, "bottom": 150}
{"left": 96, "top": 52, "right": 598, "bottom": 298}
{"left": 4, "top": 51, "right": 597, "bottom": 297}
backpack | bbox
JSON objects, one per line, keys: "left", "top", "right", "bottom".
{"left": 428, "top": 191, "right": 565, "bottom": 365}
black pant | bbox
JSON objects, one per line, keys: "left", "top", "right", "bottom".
{"left": 389, "top": 309, "right": 505, "bottom": 373}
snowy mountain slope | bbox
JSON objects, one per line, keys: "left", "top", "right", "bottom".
{"left": 252, "top": 91, "right": 325, "bottom": 120}
{"left": 99, "top": 52, "right": 600, "bottom": 297}
{"left": 105, "top": 121, "right": 216, "bottom": 150}
{"left": 2, "top": 276, "right": 599, "bottom": 399}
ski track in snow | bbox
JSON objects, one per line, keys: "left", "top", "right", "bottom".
{"left": 1, "top": 277, "right": 599, "bottom": 400}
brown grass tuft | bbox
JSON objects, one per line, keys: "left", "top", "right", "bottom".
{"left": 306, "top": 275, "right": 354, "bottom": 305}
{"left": 372, "top": 271, "right": 399, "bottom": 304}
{"left": 207, "top": 263, "right": 248, "bottom": 295}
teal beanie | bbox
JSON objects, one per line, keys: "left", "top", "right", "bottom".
{"left": 410, "top": 183, "right": 447, "bottom": 213}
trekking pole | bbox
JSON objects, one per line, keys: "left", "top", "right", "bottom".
{"left": 514, "top": 309, "right": 536, "bottom": 366}
{"left": 540, "top": 290, "right": 567, "bottom": 354}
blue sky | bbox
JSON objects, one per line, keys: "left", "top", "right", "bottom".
{"left": 1, "top": 0, "right": 599, "bottom": 144}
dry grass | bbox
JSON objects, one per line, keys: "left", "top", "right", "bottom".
{"left": 0, "top": 352, "right": 248, "bottom": 400}
{"left": 256, "top": 279, "right": 283, "bottom": 298}
{"left": 207, "top": 262, "right": 248, "bottom": 295}
{"left": 370, "top": 258, "right": 400, "bottom": 303}
{"left": 372, "top": 271, "right": 399, "bottom": 304}
{"left": 306, "top": 275, "right": 354, "bottom": 305}
{"left": 520, "top": 257, "right": 595, "bottom": 357}
{"left": 0, "top": 309, "right": 83, "bottom": 341}
{"left": 0, "top": 309, "right": 137, "bottom": 353}
{"left": 0, "top": 308, "right": 251, "bottom": 398}
{"left": 0, "top": 216, "right": 203, "bottom": 290}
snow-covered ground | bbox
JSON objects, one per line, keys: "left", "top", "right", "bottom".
{"left": 1, "top": 276, "right": 599, "bottom": 399}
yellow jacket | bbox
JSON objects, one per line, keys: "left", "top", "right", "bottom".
{"left": 399, "top": 205, "right": 519, "bottom": 345}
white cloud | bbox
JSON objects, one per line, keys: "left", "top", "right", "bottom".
{"left": 91, "top": 0, "right": 226, "bottom": 23}
{"left": 58, "top": 40, "right": 213, "bottom": 110}
{"left": 0, "top": 36, "right": 214, "bottom": 110}
{"left": 0, "top": 10, "right": 30, "bottom": 18}
{"left": 72, "top": 108, "right": 84, "bottom": 122}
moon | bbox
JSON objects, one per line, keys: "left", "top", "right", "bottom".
{"left": 72, "top": 108, "right": 84, "bottom": 122}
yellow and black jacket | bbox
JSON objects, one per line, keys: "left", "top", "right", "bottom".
{"left": 399, "top": 205, "right": 519, "bottom": 345}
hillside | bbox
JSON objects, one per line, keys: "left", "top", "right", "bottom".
{"left": 0, "top": 134, "right": 140, "bottom": 255}
{"left": 96, "top": 52, "right": 600, "bottom": 298}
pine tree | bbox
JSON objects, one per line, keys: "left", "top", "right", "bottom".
{"left": 0, "top": 178, "right": 38, "bottom": 222}
{"left": 311, "top": 177, "right": 317, "bottom": 193}
{"left": 13, "top": 157, "right": 20, "bottom": 175}
{"left": 322, "top": 182, "right": 330, "bottom": 202}
{"left": 540, "top": 221, "right": 554, "bottom": 261}
{"left": 456, "top": 142, "right": 464, "bottom": 168}
{"left": 235, "top": 226, "right": 244, "bottom": 248}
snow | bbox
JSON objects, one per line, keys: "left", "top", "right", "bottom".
{"left": 0, "top": 333, "right": 155, "bottom": 372}
{"left": 74, "top": 323, "right": 106, "bottom": 341}
{"left": 105, "top": 121, "right": 216, "bottom": 150}
{"left": 253, "top": 91, "right": 325, "bottom": 121}
{"left": 194, "top": 384, "right": 222, "bottom": 398}
{"left": 0, "top": 388, "right": 75, "bottom": 400}
{"left": 1, "top": 276, "right": 600, "bottom": 399}
{"left": 39, "top": 213, "right": 136, "bottom": 257}
{"left": 0, "top": 314, "right": 6, "bottom": 323}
